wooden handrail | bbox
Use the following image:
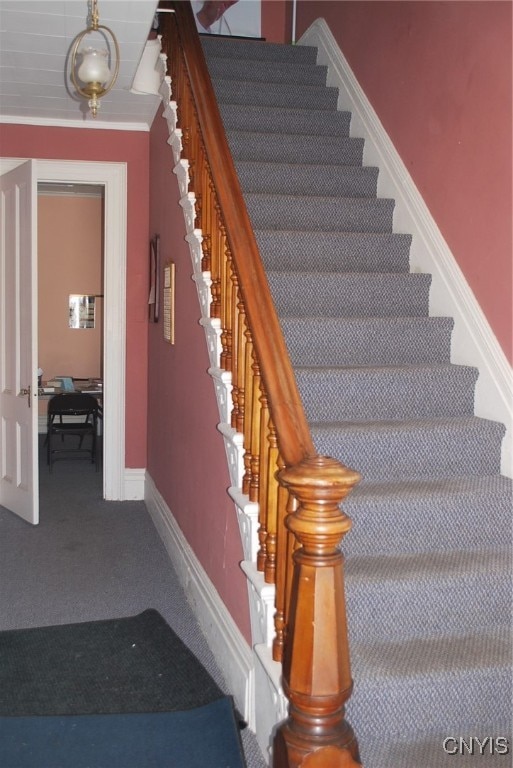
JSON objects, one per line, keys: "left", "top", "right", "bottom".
{"left": 158, "top": 4, "right": 362, "bottom": 766}
{"left": 164, "top": 1, "right": 313, "bottom": 467}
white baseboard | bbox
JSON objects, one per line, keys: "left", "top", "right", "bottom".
{"left": 123, "top": 468, "right": 145, "bottom": 500}
{"left": 299, "top": 18, "right": 513, "bottom": 477}
{"left": 144, "top": 473, "right": 255, "bottom": 728}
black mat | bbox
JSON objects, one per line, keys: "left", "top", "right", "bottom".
{"left": 0, "top": 609, "right": 225, "bottom": 716}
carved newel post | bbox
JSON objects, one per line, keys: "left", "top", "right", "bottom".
{"left": 273, "top": 456, "right": 362, "bottom": 768}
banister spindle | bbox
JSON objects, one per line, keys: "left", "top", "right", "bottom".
{"left": 230, "top": 269, "right": 241, "bottom": 425}
{"left": 234, "top": 296, "right": 247, "bottom": 435}
{"left": 258, "top": 391, "right": 273, "bottom": 577}
{"left": 242, "top": 327, "right": 254, "bottom": 496}
{"left": 273, "top": 467, "right": 294, "bottom": 662}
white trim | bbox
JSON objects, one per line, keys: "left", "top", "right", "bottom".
{"left": 0, "top": 116, "right": 151, "bottom": 132}
{"left": 124, "top": 468, "right": 146, "bottom": 500}
{"left": 144, "top": 473, "right": 255, "bottom": 728}
{"left": 1, "top": 158, "right": 127, "bottom": 499}
{"left": 299, "top": 19, "right": 513, "bottom": 477}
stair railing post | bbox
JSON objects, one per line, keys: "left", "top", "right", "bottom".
{"left": 273, "top": 456, "right": 361, "bottom": 768}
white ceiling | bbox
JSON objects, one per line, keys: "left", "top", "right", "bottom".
{"left": 0, "top": 0, "right": 162, "bottom": 130}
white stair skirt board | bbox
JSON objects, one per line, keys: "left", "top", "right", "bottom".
{"left": 144, "top": 474, "right": 255, "bottom": 729}
{"left": 299, "top": 19, "right": 513, "bottom": 478}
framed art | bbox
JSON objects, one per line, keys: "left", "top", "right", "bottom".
{"left": 192, "top": 0, "right": 261, "bottom": 38}
{"left": 69, "top": 294, "right": 95, "bottom": 329}
{"left": 163, "top": 261, "right": 175, "bottom": 344}
{"left": 149, "top": 234, "right": 160, "bottom": 323}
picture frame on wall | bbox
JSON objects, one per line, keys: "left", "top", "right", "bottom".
{"left": 149, "top": 234, "right": 160, "bottom": 323}
{"left": 69, "top": 294, "right": 95, "bottom": 329}
{"left": 163, "top": 261, "right": 175, "bottom": 345}
{"left": 192, "top": 0, "right": 261, "bottom": 38}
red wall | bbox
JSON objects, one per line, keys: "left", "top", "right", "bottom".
{"left": 147, "top": 107, "right": 251, "bottom": 641}
{"left": 261, "top": 0, "right": 292, "bottom": 43}
{"left": 0, "top": 124, "right": 150, "bottom": 467}
{"left": 294, "top": 0, "right": 512, "bottom": 363}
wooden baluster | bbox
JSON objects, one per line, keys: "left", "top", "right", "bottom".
{"left": 234, "top": 296, "right": 247, "bottom": 434}
{"left": 230, "top": 269, "right": 240, "bottom": 426}
{"left": 273, "top": 457, "right": 361, "bottom": 768}
{"left": 273, "top": 464, "right": 293, "bottom": 662}
{"left": 192, "top": 133, "right": 203, "bottom": 232}
{"left": 223, "top": 249, "right": 234, "bottom": 373}
{"left": 188, "top": 112, "right": 198, "bottom": 197}
{"left": 219, "top": 224, "right": 230, "bottom": 371}
{"left": 210, "top": 196, "right": 221, "bottom": 319}
{"left": 242, "top": 327, "right": 254, "bottom": 496}
{"left": 201, "top": 170, "right": 214, "bottom": 273}
{"left": 257, "top": 392, "right": 272, "bottom": 575}
{"left": 249, "top": 353, "right": 262, "bottom": 503}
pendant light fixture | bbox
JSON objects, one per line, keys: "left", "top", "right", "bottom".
{"left": 70, "top": 0, "right": 120, "bottom": 118}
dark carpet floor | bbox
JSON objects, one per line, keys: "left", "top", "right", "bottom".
{"left": 0, "top": 439, "right": 266, "bottom": 767}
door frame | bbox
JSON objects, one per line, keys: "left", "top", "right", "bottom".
{"left": 0, "top": 158, "right": 127, "bottom": 501}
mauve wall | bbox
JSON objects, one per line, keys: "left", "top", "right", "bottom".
{"left": 147, "top": 108, "right": 251, "bottom": 641}
{"left": 265, "top": 1, "right": 512, "bottom": 364}
{"left": 0, "top": 124, "right": 150, "bottom": 467}
{"left": 261, "top": 0, "right": 292, "bottom": 43}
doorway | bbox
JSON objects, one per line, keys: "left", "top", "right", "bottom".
{"left": 0, "top": 158, "right": 127, "bottom": 506}
{"left": 37, "top": 182, "right": 104, "bottom": 480}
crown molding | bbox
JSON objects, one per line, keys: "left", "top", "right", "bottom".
{"left": 0, "top": 115, "right": 151, "bottom": 132}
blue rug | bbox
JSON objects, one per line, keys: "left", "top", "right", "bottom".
{"left": 0, "top": 697, "right": 245, "bottom": 768}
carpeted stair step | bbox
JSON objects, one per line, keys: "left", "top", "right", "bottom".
{"left": 211, "top": 78, "right": 339, "bottom": 110}
{"left": 311, "top": 416, "right": 505, "bottom": 481}
{"left": 282, "top": 316, "right": 454, "bottom": 366}
{"left": 347, "top": 627, "right": 512, "bottom": 746}
{"left": 269, "top": 272, "right": 430, "bottom": 317}
{"left": 201, "top": 36, "right": 319, "bottom": 65}
{"left": 218, "top": 104, "right": 352, "bottom": 137}
{"left": 227, "top": 131, "right": 364, "bottom": 165}
{"left": 345, "top": 548, "right": 511, "bottom": 643}
{"left": 256, "top": 231, "right": 413, "bottom": 273}
{"left": 344, "top": 475, "right": 513, "bottom": 555}
{"left": 295, "top": 363, "right": 478, "bottom": 421}
{"left": 206, "top": 55, "right": 329, "bottom": 87}
{"left": 235, "top": 161, "right": 378, "bottom": 197}
{"left": 244, "top": 193, "right": 394, "bottom": 232}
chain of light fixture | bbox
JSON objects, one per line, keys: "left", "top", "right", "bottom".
{"left": 70, "top": 0, "right": 120, "bottom": 118}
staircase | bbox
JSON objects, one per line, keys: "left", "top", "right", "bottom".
{"left": 200, "top": 34, "right": 513, "bottom": 767}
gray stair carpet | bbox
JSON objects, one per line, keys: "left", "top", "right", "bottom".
{"left": 201, "top": 35, "right": 512, "bottom": 768}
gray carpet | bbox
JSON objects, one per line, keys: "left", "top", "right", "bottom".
{"left": 0, "top": 440, "right": 266, "bottom": 768}
{"left": 201, "top": 34, "right": 513, "bottom": 768}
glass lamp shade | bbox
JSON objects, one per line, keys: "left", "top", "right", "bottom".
{"left": 77, "top": 47, "right": 111, "bottom": 85}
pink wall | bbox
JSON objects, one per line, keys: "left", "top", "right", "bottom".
{"left": 0, "top": 124, "right": 150, "bottom": 467}
{"left": 147, "top": 107, "right": 251, "bottom": 641}
{"left": 261, "top": 0, "right": 292, "bottom": 43}
{"left": 38, "top": 195, "right": 103, "bottom": 381}
{"left": 294, "top": 1, "right": 512, "bottom": 363}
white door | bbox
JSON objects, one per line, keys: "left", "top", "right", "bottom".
{"left": 0, "top": 161, "right": 39, "bottom": 524}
